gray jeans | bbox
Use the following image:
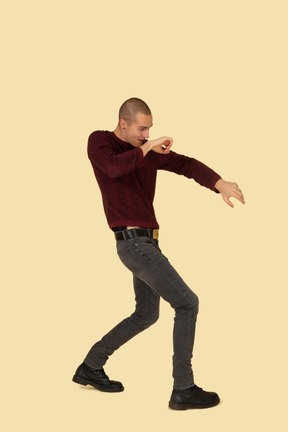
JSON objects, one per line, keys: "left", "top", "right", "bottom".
{"left": 84, "top": 233, "right": 199, "bottom": 390}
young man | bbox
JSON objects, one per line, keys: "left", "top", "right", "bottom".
{"left": 73, "top": 97, "right": 245, "bottom": 410}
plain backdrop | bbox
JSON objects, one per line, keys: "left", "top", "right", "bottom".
{"left": 1, "top": 1, "right": 287, "bottom": 431}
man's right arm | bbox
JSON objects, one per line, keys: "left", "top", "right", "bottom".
{"left": 88, "top": 132, "right": 173, "bottom": 178}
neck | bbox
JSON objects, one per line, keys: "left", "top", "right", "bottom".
{"left": 113, "top": 125, "right": 125, "bottom": 141}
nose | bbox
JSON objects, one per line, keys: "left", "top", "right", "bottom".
{"left": 143, "top": 130, "right": 149, "bottom": 139}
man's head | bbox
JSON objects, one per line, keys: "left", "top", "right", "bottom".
{"left": 116, "top": 97, "right": 153, "bottom": 147}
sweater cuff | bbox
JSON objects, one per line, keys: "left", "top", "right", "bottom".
{"left": 213, "top": 175, "right": 222, "bottom": 193}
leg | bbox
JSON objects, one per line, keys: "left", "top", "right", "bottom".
{"left": 84, "top": 274, "right": 160, "bottom": 369}
{"left": 116, "top": 236, "right": 199, "bottom": 390}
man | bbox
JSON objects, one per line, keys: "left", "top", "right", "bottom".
{"left": 73, "top": 97, "right": 245, "bottom": 410}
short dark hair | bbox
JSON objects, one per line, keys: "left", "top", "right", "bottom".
{"left": 119, "top": 97, "right": 151, "bottom": 124}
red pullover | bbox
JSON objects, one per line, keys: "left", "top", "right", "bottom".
{"left": 88, "top": 130, "right": 222, "bottom": 230}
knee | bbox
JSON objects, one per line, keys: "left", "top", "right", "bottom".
{"left": 146, "top": 310, "right": 159, "bottom": 327}
{"left": 131, "top": 309, "right": 159, "bottom": 329}
{"left": 188, "top": 291, "right": 199, "bottom": 314}
{"left": 191, "top": 291, "right": 199, "bottom": 311}
{"left": 177, "top": 291, "right": 199, "bottom": 316}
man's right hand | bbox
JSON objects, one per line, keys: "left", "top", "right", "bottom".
{"left": 141, "top": 136, "right": 173, "bottom": 157}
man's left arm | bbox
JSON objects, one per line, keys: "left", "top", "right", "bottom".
{"left": 157, "top": 150, "right": 245, "bottom": 207}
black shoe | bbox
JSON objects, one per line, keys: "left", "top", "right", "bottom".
{"left": 72, "top": 362, "right": 124, "bottom": 393}
{"left": 169, "top": 384, "right": 220, "bottom": 410}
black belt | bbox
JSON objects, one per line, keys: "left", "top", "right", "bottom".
{"left": 114, "top": 228, "right": 159, "bottom": 241}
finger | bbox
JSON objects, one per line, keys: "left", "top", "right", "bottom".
{"left": 164, "top": 139, "right": 173, "bottom": 147}
{"left": 162, "top": 141, "right": 173, "bottom": 151}
{"left": 223, "top": 196, "right": 234, "bottom": 208}
{"left": 235, "top": 186, "right": 244, "bottom": 196}
{"left": 163, "top": 144, "right": 171, "bottom": 153}
{"left": 231, "top": 191, "right": 246, "bottom": 204}
{"left": 233, "top": 190, "right": 245, "bottom": 200}
{"left": 159, "top": 145, "right": 169, "bottom": 153}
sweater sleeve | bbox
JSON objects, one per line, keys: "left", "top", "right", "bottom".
{"left": 87, "top": 131, "right": 144, "bottom": 178}
{"left": 157, "top": 150, "right": 222, "bottom": 193}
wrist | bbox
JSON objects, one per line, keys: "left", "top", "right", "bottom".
{"left": 215, "top": 178, "right": 225, "bottom": 192}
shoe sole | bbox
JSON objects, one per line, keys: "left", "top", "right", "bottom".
{"left": 72, "top": 375, "right": 124, "bottom": 393}
{"left": 169, "top": 398, "right": 220, "bottom": 410}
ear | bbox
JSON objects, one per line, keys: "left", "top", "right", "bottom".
{"left": 119, "top": 118, "right": 127, "bottom": 130}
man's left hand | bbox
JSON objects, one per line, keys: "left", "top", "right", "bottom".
{"left": 215, "top": 179, "right": 245, "bottom": 208}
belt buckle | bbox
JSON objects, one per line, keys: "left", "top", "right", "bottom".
{"left": 153, "top": 229, "right": 159, "bottom": 240}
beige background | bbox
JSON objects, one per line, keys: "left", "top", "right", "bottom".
{"left": 2, "top": 1, "right": 287, "bottom": 430}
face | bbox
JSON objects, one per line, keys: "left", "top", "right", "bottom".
{"left": 121, "top": 112, "right": 153, "bottom": 147}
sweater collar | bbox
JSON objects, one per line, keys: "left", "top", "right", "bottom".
{"left": 110, "top": 131, "right": 133, "bottom": 148}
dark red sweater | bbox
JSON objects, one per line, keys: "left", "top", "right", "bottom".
{"left": 87, "top": 130, "right": 222, "bottom": 230}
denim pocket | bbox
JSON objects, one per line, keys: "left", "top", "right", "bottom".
{"left": 138, "top": 237, "right": 161, "bottom": 252}
{"left": 116, "top": 237, "right": 137, "bottom": 253}
{"left": 116, "top": 236, "right": 164, "bottom": 275}
{"left": 116, "top": 239, "right": 143, "bottom": 272}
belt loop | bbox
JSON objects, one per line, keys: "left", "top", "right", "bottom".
{"left": 122, "top": 229, "right": 128, "bottom": 241}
